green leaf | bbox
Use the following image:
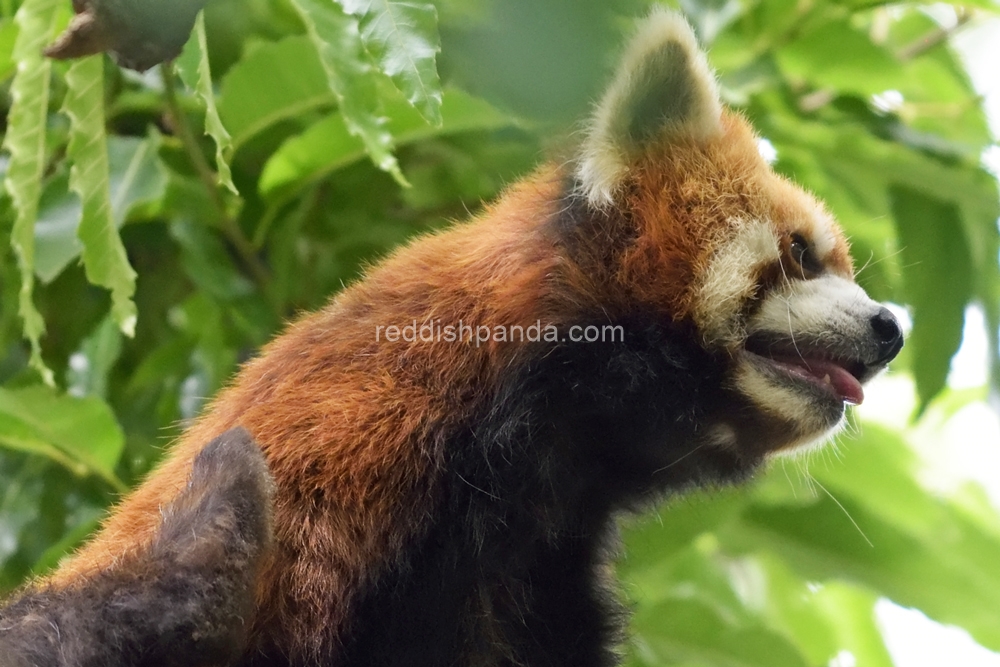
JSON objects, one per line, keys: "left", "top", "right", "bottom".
{"left": 728, "top": 497, "right": 1000, "bottom": 653}
{"left": 259, "top": 88, "right": 513, "bottom": 203}
{"left": 339, "top": 0, "right": 442, "bottom": 126}
{"left": 34, "top": 172, "right": 82, "bottom": 285}
{"left": 776, "top": 18, "right": 905, "bottom": 97}
{"left": 291, "top": 0, "right": 406, "bottom": 184}
{"left": 889, "top": 185, "right": 972, "bottom": 412}
{"left": 754, "top": 554, "right": 896, "bottom": 667}
{"left": 66, "top": 315, "right": 123, "bottom": 400}
{"left": 629, "top": 596, "right": 811, "bottom": 667}
{"left": 836, "top": 0, "right": 1000, "bottom": 10}
{"left": 0, "top": 385, "right": 125, "bottom": 490}
{"left": 176, "top": 11, "right": 238, "bottom": 195}
{"left": 0, "top": 19, "right": 19, "bottom": 83}
{"left": 218, "top": 36, "right": 333, "bottom": 152}
{"left": 887, "top": 12, "right": 992, "bottom": 150}
{"left": 622, "top": 491, "right": 896, "bottom": 667}
{"left": 35, "top": 135, "right": 167, "bottom": 284}
{"left": 62, "top": 55, "right": 138, "bottom": 338}
{"left": 169, "top": 293, "right": 237, "bottom": 409}
{"left": 2, "top": 0, "right": 63, "bottom": 384}
{"left": 808, "top": 584, "right": 894, "bottom": 667}
{"left": 169, "top": 218, "right": 254, "bottom": 301}
{"left": 108, "top": 133, "right": 168, "bottom": 226}
{"left": 435, "top": 0, "right": 620, "bottom": 122}
{"left": 620, "top": 489, "right": 748, "bottom": 577}
{"left": 806, "top": 424, "right": 956, "bottom": 539}
{"left": 718, "top": 426, "right": 1000, "bottom": 653}
{"left": 0, "top": 457, "right": 48, "bottom": 589}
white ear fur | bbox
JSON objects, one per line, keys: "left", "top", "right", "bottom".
{"left": 577, "top": 9, "right": 723, "bottom": 208}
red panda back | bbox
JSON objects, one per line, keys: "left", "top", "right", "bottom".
{"left": 45, "top": 169, "right": 566, "bottom": 658}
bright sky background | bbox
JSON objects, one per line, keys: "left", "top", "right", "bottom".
{"left": 849, "top": 9, "right": 1000, "bottom": 666}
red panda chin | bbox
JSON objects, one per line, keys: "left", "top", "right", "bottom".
{"left": 729, "top": 274, "right": 902, "bottom": 446}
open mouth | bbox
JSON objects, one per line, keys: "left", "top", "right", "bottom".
{"left": 743, "top": 337, "right": 867, "bottom": 406}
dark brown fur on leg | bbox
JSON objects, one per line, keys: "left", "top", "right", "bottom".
{"left": 0, "top": 427, "right": 273, "bottom": 667}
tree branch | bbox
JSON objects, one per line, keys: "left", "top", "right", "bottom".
{"left": 897, "top": 10, "right": 973, "bottom": 62}
{"left": 161, "top": 63, "right": 271, "bottom": 290}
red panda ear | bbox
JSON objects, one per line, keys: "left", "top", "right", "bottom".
{"left": 577, "top": 9, "right": 723, "bottom": 208}
{"left": 0, "top": 428, "right": 273, "bottom": 667}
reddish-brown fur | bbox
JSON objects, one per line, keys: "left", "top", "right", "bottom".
{"left": 49, "top": 170, "right": 568, "bottom": 658}
{"left": 564, "top": 114, "right": 852, "bottom": 332}
{"left": 43, "top": 110, "right": 852, "bottom": 660}
{"left": 625, "top": 115, "right": 851, "bottom": 321}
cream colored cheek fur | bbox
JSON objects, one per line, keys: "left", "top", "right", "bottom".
{"left": 692, "top": 219, "right": 781, "bottom": 347}
{"left": 732, "top": 364, "right": 840, "bottom": 444}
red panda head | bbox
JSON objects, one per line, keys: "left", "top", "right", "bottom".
{"left": 572, "top": 9, "right": 903, "bottom": 453}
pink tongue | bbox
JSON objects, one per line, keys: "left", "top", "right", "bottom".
{"left": 774, "top": 356, "right": 865, "bottom": 405}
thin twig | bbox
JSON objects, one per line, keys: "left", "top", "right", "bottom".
{"left": 897, "top": 10, "right": 973, "bottom": 62}
{"left": 160, "top": 63, "right": 271, "bottom": 290}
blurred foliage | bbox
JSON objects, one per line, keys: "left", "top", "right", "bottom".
{"left": 1, "top": 0, "right": 999, "bottom": 664}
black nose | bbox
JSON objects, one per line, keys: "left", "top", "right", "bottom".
{"left": 870, "top": 307, "right": 903, "bottom": 365}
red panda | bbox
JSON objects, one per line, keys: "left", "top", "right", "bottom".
{"left": 0, "top": 9, "right": 902, "bottom": 667}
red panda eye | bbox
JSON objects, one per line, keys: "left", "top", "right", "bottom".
{"left": 789, "top": 233, "right": 823, "bottom": 276}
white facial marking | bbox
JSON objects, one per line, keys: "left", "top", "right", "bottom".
{"left": 733, "top": 363, "right": 837, "bottom": 437}
{"left": 806, "top": 213, "right": 839, "bottom": 265}
{"left": 693, "top": 219, "right": 780, "bottom": 346}
{"left": 750, "top": 274, "right": 878, "bottom": 342}
{"left": 706, "top": 423, "right": 737, "bottom": 450}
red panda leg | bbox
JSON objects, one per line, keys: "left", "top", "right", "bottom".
{"left": 0, "top": 427, "right": 274, "bottom": 667}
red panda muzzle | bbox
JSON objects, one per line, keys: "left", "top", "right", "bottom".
{"left": 743, "top": 303, "right": 904, "bottom": 409}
